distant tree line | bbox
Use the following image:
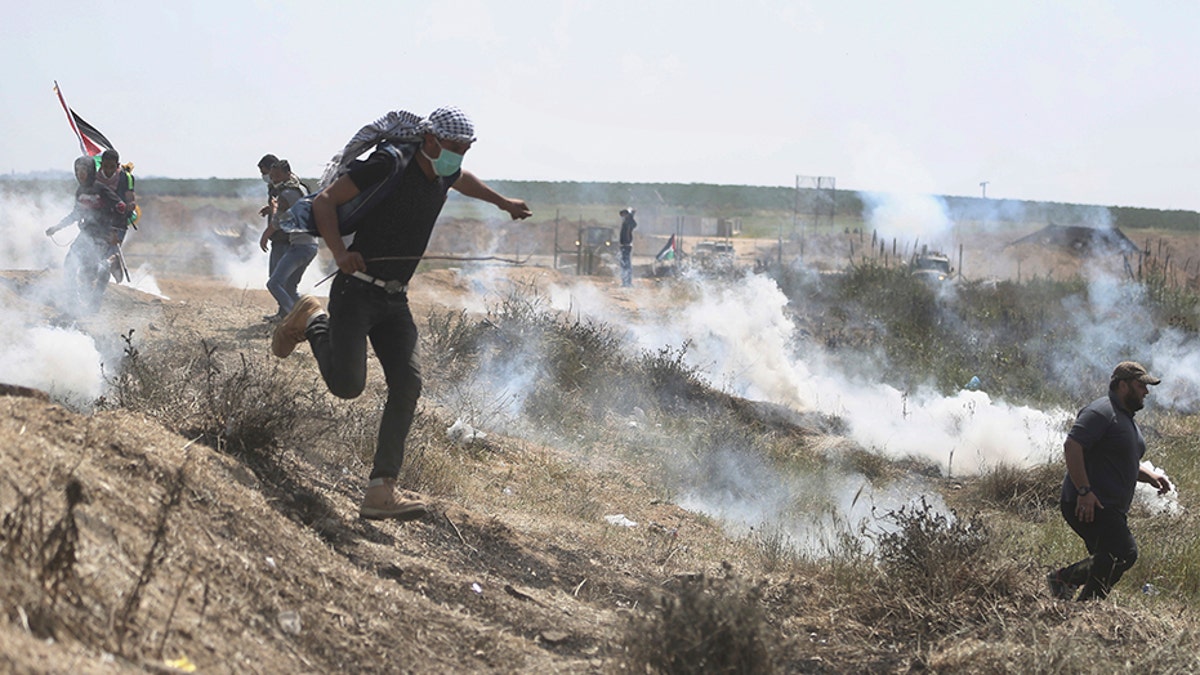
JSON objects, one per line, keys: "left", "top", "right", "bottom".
{"left": 4, "top": 176, "right": 1196, "bottom": 232}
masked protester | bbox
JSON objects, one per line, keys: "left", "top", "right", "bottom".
{"left": 262, "top": 160, "right": 315, "bottom": 316}
{"left": 271, "top": 106, "right": 531, "bottom": 520}
{"left": 1047, "top": 361, "right": 1173, "bottom": 601}
{"left": 254, "top": 153, "right": 287, "bottom": 319}
{"left": 46, "top": 155, "right": 129, "bottom": 313}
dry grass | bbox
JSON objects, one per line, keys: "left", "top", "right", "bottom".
{"left": 6, "top": 256, "right": 1200, "bottom": 672}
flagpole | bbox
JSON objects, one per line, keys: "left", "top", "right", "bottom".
{"left": 53, "top": 80, "right": 87, "bottom": 155}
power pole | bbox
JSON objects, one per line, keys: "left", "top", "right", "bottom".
{"left": 979, "top": 181, "right": 989, "bottom": 199}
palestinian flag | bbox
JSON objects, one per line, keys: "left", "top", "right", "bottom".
{"left": 656, "top": 234, "right": 678, "bottom": 262}
{"left": 54, "top": 81, "right": 114, "bottom": 156}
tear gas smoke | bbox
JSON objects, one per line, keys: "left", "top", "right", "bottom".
{"left": 0, "top": 187, "right": 136, "bottom": 407}
{"left": 437, "top": 224, "right": 1193, "bottom": 548}
{"left": 204, "top": 227, "right": 331, "bottom": 299}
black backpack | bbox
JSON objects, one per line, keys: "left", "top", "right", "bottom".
{"left": 278, "top": 142, "right": 415, "bottom": 237}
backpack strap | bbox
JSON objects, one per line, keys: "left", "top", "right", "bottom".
{"left": 278, "top": 142, "right": 415, "bottom": 237}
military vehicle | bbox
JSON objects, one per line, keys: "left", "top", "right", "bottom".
{"left": 910, "top": 251, "right": 953, "bottom": 282}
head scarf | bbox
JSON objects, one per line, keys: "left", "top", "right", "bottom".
{"left": 319, "top": 107, "right": 475, "bottom": 189}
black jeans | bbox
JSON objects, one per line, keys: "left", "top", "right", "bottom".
{"left": 1058, "top": 500, "right": 1139, "bottom": 600}
{"left": 306, "top": 273, "right": 421, "bottom": 480}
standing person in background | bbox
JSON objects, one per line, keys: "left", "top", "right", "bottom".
{"left": 1047, "top": 361, "right": 1173, "bottom": 601}
{"left": 271, "top": 106, "right": 531, "bottom": 521}
{"left": 262, "top": 160, "right": 315, "bottom": 317}
{"left": 256, "top": 153, "right": 288, "bottom": 320}
{"left": 618, "top": 207, "right": 637, "bottom": 287}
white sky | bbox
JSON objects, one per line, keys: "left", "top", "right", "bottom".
{"left": 2, "top": 1, "right": 1198, "bottom": 210}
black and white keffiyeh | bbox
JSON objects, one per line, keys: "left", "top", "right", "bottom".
{"left": 427, "top": 106, "right": 476, "bottom": 144}
{"left": 318, "top": 107, "right": 476, "bottom": 189}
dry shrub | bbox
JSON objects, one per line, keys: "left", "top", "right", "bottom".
{"left": 872, "top": 497, "right": 992, "bottom": 599}
{"left": 399, "top": 409, "right": 465, "bottom": 497}
{"left": 625, "top": 565, "right": 778, "bottom": 674}
{"left": 973, "top": 462, "right": 1061, "bottom": 516}
{"left": 0, "top": 478, "right": 140, "bottom": 652}
{"left": 110, "top": 334, "right": 338, "bottom": 460}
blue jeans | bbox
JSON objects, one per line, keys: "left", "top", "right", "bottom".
{"left": 266, "top": 239, "right": 318, "bottom": 315}
{"left": 305, "top": 273, "right": 421, "bottom": 480}
{"left": 620, "top": 244, "right": 633, "bottom": 286}
{"left": 1057, "top": 500, "right": 1139, "bottom": 600}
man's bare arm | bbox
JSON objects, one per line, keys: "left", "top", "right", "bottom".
{"left": 452, "top": 170, "right": 532, "bottom": 220}
{"left": 313, "top": 176, "right": 366, "bottom": 273}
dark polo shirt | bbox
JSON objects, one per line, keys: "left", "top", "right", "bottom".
{"left": 1061, "top": 392, "right": 1146, "bottom": 513}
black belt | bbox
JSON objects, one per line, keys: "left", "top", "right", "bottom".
{"left": 350, "top": 271, "right": 408, "bottom": 294}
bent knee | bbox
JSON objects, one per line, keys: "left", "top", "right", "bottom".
{"left": 328, "top": 379, "right": 366, "bottom": 400}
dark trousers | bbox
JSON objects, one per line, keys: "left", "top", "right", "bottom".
{"left": 1057, "top": 501, "right": 1139, "bottom": 600}
{"left": 620, "top": 244, "right": 632, "bottom": 286}
{"left": 306, "top": 274, "right": 421, "bottom": 480}
{"left": 65, "top": 229, "right": 113, "bottom": 313}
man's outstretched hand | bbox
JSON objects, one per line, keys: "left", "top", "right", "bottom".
{"left": 502, "top": 199, "right": 532, "bottom": 220}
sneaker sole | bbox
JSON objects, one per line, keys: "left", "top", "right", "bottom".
{"left": 360, "top": 504, "right": 429, "bottom": 521}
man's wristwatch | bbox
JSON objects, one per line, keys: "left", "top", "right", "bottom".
{"left": 1077, "top": 485, "right": 1092, "bottom": 496}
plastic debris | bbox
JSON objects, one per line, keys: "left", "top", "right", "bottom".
{"left": 278, "top": 610, "right": 302, "bottom": 636}
{"left": 471, "top": 582, "right": 483, "bottom": 594}
{"left": 604, "top": 514, "right": 638, "bottom": 527}
{"left": 447, "top": 419, "right": 487, "bottom": 445}
{"left": 965, "top": 375, "right": 981, "bottom": 390}
{"left": 164, "top": 655, "right": 197, "bottom": 672}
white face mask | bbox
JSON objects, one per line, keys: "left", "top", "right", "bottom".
{"left": 261, "top": 173, "right": 271, "bottom": 183}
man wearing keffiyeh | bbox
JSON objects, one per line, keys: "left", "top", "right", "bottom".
{"left": 271, "top": 106, "right": 531, "bottom": 521}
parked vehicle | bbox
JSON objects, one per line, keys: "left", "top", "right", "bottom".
{"left": 910, "top": 251, "right": 953, "bottom": 282}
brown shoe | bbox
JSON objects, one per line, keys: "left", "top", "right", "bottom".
{"left": 271, "top": 295, "right": 323, "bottom": 358}
{"left": 360, "top": 477, "right": 428, "bottom": 521}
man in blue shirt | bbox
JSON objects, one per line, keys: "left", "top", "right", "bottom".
{"left": 1047, "top": 361, "right": 1173, "bottom": 601}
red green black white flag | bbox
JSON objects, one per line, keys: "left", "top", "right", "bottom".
{"left": 53, "top": 80, "right": 114, "bottom": 157}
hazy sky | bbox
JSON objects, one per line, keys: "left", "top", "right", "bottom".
{"left": 3, "top": 1, "right": 1198, "bottom": 209}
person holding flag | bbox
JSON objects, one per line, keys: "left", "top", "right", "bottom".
{"left": 52, "top": 81, "right": 140, "bottom": 281}
{"left": 45, "top": 156, "right": 129, "bottom": 313}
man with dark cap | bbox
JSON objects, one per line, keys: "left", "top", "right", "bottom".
{"left": 271, "top": 106, "right": 531, "bottom": 521}
{"left": 1047, "top": 361, "right": 1173, "bottom": 601}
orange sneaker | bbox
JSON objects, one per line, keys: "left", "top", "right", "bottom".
{"left": 271, "top": 295, "right": 323, "bottom": 358}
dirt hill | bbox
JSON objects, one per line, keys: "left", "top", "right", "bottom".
{"left": 4, "top": 214, "right": 1199, "bottom": 672}
{"left": 0, "top": 266, "right": 795, "bottom": 673}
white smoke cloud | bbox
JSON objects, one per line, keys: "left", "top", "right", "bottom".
{"left": 0, "top": 187, "right": 122, "bottom": 407}
{"left": 420, "top": 244, "right": 1196, "bottom": 546}
{"left": 206, "top": 230, "right": 331, "bottom": 300}
{"left": 861, "top": 191, "right": 954, "bottom": 248}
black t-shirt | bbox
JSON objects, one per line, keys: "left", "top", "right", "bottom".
{"left": 1061, "top": 393, "right": 1146, "bottom": 513}
{"left": 346, "top": 146, "right": 459, "bottom": 282}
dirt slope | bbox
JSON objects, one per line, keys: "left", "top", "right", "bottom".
{"left": 0, "top": 268, "right": 752, "bottom": 674}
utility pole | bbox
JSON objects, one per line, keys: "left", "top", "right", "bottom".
{"left": 979, "top": 181, "right": 989, "bottom": 199}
